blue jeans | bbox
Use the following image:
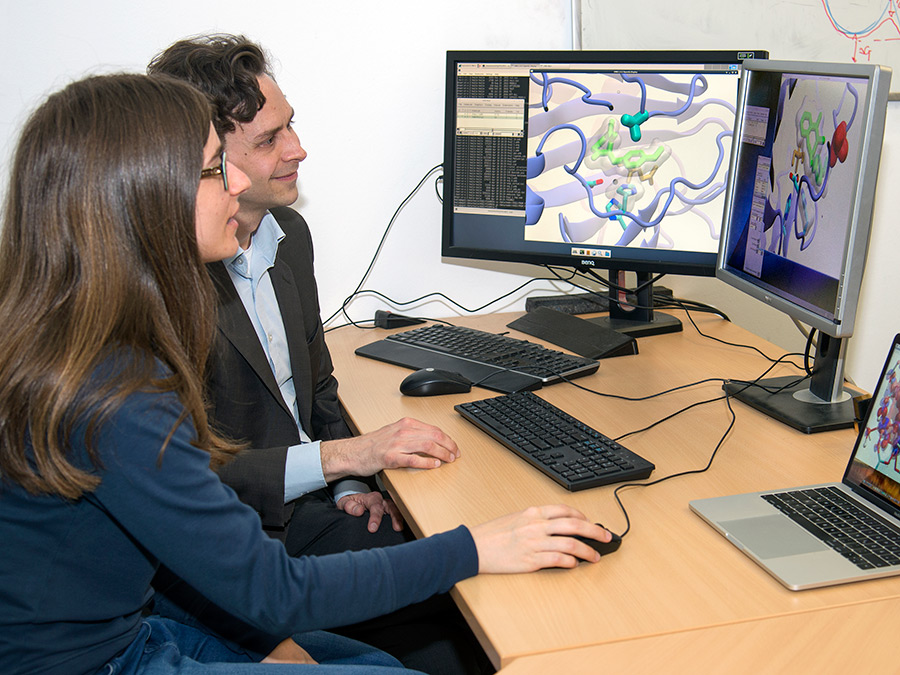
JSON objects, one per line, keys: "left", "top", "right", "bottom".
{"left": 97, "top": 616, "right": 425, "bottom": 674}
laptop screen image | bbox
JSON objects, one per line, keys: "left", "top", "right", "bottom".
{"left": 845, "top": 340, "right": 900, "bottom": 517}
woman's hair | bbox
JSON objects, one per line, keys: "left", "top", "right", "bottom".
{"left": 0, "top": 73, "right": 238, "bottom": 498}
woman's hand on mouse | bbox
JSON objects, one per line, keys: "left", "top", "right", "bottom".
{"left": 470, "top": 505, "right": 612, "bottom": 573}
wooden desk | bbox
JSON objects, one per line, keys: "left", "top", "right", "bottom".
{"left": 327, "top": 311, "right": 900, "bottom": 668}
{"left": 495, "top": 596, "right": 900, "bottom": 673}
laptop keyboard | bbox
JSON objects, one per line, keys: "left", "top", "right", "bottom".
{"left": 455, "top": 391, "right": 654, "bottom": 491}
{"left": 385, "top": 324, "right": 599, "bottom": 383}
{"left": 762, "top": 486, "right": 900, "bottom": 569}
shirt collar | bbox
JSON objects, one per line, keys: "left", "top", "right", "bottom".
{"left": 226, "top": 211, "right": 286, "bottom": 280}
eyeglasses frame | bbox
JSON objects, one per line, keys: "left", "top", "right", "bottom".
{"left": 200, "top": 152, "right": 229, "bottom": 191}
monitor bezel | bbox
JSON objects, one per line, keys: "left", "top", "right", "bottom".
{"left": 441, "top": 49, "right": 769, "bottom": 278}
{"left": 716, "top": 58, "right": 891, "bottom": 338}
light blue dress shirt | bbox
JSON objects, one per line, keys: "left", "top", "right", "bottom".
{"left": 225, "top": 213, "right": 366, "bottom": 504}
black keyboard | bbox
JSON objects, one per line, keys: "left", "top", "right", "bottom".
{"left": 384, "top": 325, "right": 599, "bottom": 383}
{"left": 762, "top": 486, "right": 900, "bottom": 569}
{"left": 455, "top": 391, "right": 654, "bottom": 491}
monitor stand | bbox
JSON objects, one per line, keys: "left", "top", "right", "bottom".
{"left": 587, "top": 270, "right": 682, "bottom": 338}
{"left": 723, "top": 333, "right": 857, "bottom": 434}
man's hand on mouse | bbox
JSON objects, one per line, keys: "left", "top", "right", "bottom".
{"left": 320, "top": 417, "right": 459, "bottom": 481}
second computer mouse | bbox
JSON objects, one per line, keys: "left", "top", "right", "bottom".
{"left": 399, "top": 368, "right": 473, "bottom": 396}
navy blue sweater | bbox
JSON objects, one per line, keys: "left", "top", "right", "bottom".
{"left": 0, "top": 378, "right": 478, "bottom": 675}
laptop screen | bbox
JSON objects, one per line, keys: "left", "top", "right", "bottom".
{"left": 845, "top": 337, "right": 900, "bottom": 514}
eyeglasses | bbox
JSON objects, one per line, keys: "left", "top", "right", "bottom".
{"left": 200, "top": 152, "right": 229, "bottom": 191}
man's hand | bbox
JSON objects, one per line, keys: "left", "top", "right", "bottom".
{"left": 320, "top": 417, "right": 458, "bottom": 481}
{"left": 262, "top": 637, "right": 317, "bottom": 664}
{"left": 337, "top": 491, "right": 405, "bottom": 532}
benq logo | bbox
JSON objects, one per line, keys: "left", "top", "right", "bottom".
{"left": 579, "top": 259, "right": 596, "bottom": 267}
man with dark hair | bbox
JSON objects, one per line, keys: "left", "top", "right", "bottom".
{"left": 148, "top": 35, "right": 489, "bottom": 675}
{"left": 149, "top": 33, "right": 458, "bottom": 554}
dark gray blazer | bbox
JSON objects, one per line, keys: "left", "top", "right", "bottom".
{"left": 206, "top": 206, "right": 352, "bottom": 535}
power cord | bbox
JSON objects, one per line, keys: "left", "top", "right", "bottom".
{"left": 324, "top": 272, "right": 586, "bottom": 332}
{"left": 323, "top": 163, "right": 444, "bottom": 329}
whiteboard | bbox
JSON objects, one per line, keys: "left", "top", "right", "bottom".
{"left": 581, "top": 0, "right": 900, "bottom": 94}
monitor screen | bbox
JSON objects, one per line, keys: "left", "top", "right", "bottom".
{"left": 717, "top": 59, "right": 890, "bottom": 339}
{"left": 442, "top": 50, "right": 768, "bottom": 278}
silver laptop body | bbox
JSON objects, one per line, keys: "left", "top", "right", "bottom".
{"left": 690, "top": 334, "right": 900, "bottom": 590}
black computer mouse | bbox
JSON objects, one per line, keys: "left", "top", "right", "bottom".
{"left": 557, "top": 524, "right": 622, "bottom": 557}
{"left": 399, "top": 368, "right": 473, "bottom": 396}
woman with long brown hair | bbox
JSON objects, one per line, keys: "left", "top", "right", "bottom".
{"left": 0, "top": 73, "right": 611, "bottom": 675}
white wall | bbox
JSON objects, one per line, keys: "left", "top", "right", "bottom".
{"left": 0, "top": 0, "right": 575, "bottom": 317}
{"left": 1, "top": 0, "right": 895, "bottom": 393}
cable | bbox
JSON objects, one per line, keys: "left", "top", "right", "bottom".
{"left": 322, "top": 164, "right": 587, "bottom": 328}
{"left": 323, "top": 163, "right": 444, "bottom": 328}
{"left": 603, "top": 330, "right": 812, "bottom": 536}
{"left": 602, "top": 315, "right": 817, "bottom": 536}
{"left": 498, "top": 299, "right": 810, "bottom": 538}
{"left": 434, "top": 173, "right": 443, "bottom": 203}
{"left": 654, "top": 296, "right": 730, "bottom": 321}
{"left": 599, "top": 372, "right": 770, "bottom": 536}
{"left": 613, "top": 353, "right": 807, "bottom": 441}
{"left": 668, "top": 296, "right": 808, "bottom": 371}
{"left": 612, "top": 392, "right": 737, "bottom": 538}
{"left": 585, "top": 267, "right": 666, "bottom": 296}
{"left": 327, "top": 270, "right": 585, "bottom": 331}
{"left": 557, "top": 371, "right": 729, "bottom": 404}
{"left": 803, "top": 327, "right": 817, "bottom": 376}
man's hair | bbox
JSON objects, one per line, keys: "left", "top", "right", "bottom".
{"left": 148, "top": 34, "right": 274, "bottom": 136}
{"left": 0, "top": 73, "right": 239, "bottom": 498}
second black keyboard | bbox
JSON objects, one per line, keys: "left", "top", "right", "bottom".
{"left": 384, "top": 324, "right": 599, "bottom": 383}
{"left": 455, "top": 391, "right": 655, "bottom": 491}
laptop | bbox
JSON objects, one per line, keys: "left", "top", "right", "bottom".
{"left": 690, "top": 333, "right": 900, "bottom": 590}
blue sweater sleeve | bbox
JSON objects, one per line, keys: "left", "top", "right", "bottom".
{"left": 93, "top": 388, "right": 479, "bottom": 636}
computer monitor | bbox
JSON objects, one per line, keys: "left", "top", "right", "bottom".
{"left": 442, "top": 49, "right": 768, "bottom": 337}
{"left": 717, "top": 58, "right": 891, "bottom": 433}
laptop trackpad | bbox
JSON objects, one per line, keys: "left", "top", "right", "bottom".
{"left": 721, "top": 515, "right": 829, "bottom": 559}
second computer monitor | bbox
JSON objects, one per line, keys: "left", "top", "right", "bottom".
{"left": 717, "top": 58, "right": 891, "bottom": 432}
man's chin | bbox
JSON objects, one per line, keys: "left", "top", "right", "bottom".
{"left": 240, "top": 190, "right": 298, "bottom": 213}
{"left": 272, "top": 186, "right": 299, "bottom": 208}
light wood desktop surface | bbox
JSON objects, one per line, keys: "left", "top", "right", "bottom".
{"left": 494, "top": 595, "right": 900, "bottom": 673}
{"left": 327, "top": 311, "right": 900, "bottom": 668}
